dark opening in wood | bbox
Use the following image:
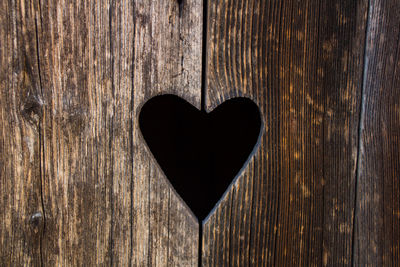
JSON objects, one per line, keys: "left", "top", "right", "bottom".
{"left": 139, "top": 94, "right": 262, "bottom": 220}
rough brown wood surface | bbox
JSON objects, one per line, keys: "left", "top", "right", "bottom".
{"left": 0, "top": 1, "right": 44, "bottom": 265}
{"left": 353, "top": 0, "right": 400, "bottom": 265}
{"left": 2, "top": 0, "right": 400, "bottom": 266}
{"left": 202, "top": 0, "right": 369, "bottom": 266}
{"left": 1, "top": 0, "right": 202, "bottom": 265}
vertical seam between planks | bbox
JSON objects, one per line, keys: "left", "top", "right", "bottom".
{"left": 34, "top": 1, "right": 45, "bottom": 266}
{"left": 108, "top": 1, "right": 115, "bottom": 264}
{"left": 148, "top": 3, "right": 154, "bottom": 262}
{"left": 351, "top": 1, "right": 372, "bottom": 266}
{"left": 130, "top": 1, "right": 136, "bottom": 265}
{"left": 201, "top": 0, "right": 209, "bottom": 112}
{"left": 167, "top": 189, "right": 170, "bottom": 267}
{"left": 148, "top": 162, "right": 151, "bottom": 266}
{"left": 200, "top": 0, "right": 209, "bottom": 265}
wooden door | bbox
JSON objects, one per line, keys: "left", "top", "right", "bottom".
{"left": 1, "top": 0, "right": 399, "bottom": 266}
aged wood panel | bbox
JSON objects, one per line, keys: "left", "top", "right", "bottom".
{"left": 202, "top": 0, "right": 368, "bottom": 266}
{"left": 0, "top": 0, "right": 44, "bottom": 265}
{"left": 353, "top": 0, "right": 400, "bottom": 265}
{"left": 1, "top": 0, "right": 202, "bottom": 265}
{"left": 3, "top": 0, "right": 400, "bottom": 266}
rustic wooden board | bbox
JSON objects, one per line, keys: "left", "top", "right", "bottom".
{"left": 202, "top": 0, "right": 369, "bottom": 266}
{"left": 2, "top": 0, "right": 400, "bottom": 266}
{"left": 1, "top": 0, "right": 202, "bottom": 265}
{"left": 0, "top": 0, "right": 44, "bottom": 265}
{"left": 353, "top": 0, "right": 400, "bottom": 265}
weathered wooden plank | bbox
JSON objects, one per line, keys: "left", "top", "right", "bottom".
{"left": 5, "top": 0, "right": 399, "bottom": 265}
{"left": 0, "top": 0, "right": 43, "bottom": 265}
{"left": 354, "top": 0, "right": 400, "bottom": 265}
{"left": 132, "top": 1, "right": 202, "bottom": 265}
{"left": 19, "top": 0, "right": 201, "bottom": 265}
{"left": 202, "top": 0, "right": 368, "bottom": 265}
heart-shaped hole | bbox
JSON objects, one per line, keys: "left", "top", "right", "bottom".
{"left": 139, "top": 94, "right": 262, "bottom": 220}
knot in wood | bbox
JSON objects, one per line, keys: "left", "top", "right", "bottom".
{"left": 22, "top": 94, "right": 44, "bottom": 125}
{"left": 29, "top": 211, "right": 44, "bottom": 234}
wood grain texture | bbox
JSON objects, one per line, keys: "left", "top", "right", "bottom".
{"left": 353, "top": 0, "right": 400, "bottom": 265}
{"left": 1, "top": 0, "right": 202, "bottom": 265}
{"left": 0, "top": 0, "right": 44, "bottom": 265}
{"left": 202, "top": 0, "right": 369, "bottom": 266}
{"left": 3, "top": 0, "right": 400, "bottom": 266}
